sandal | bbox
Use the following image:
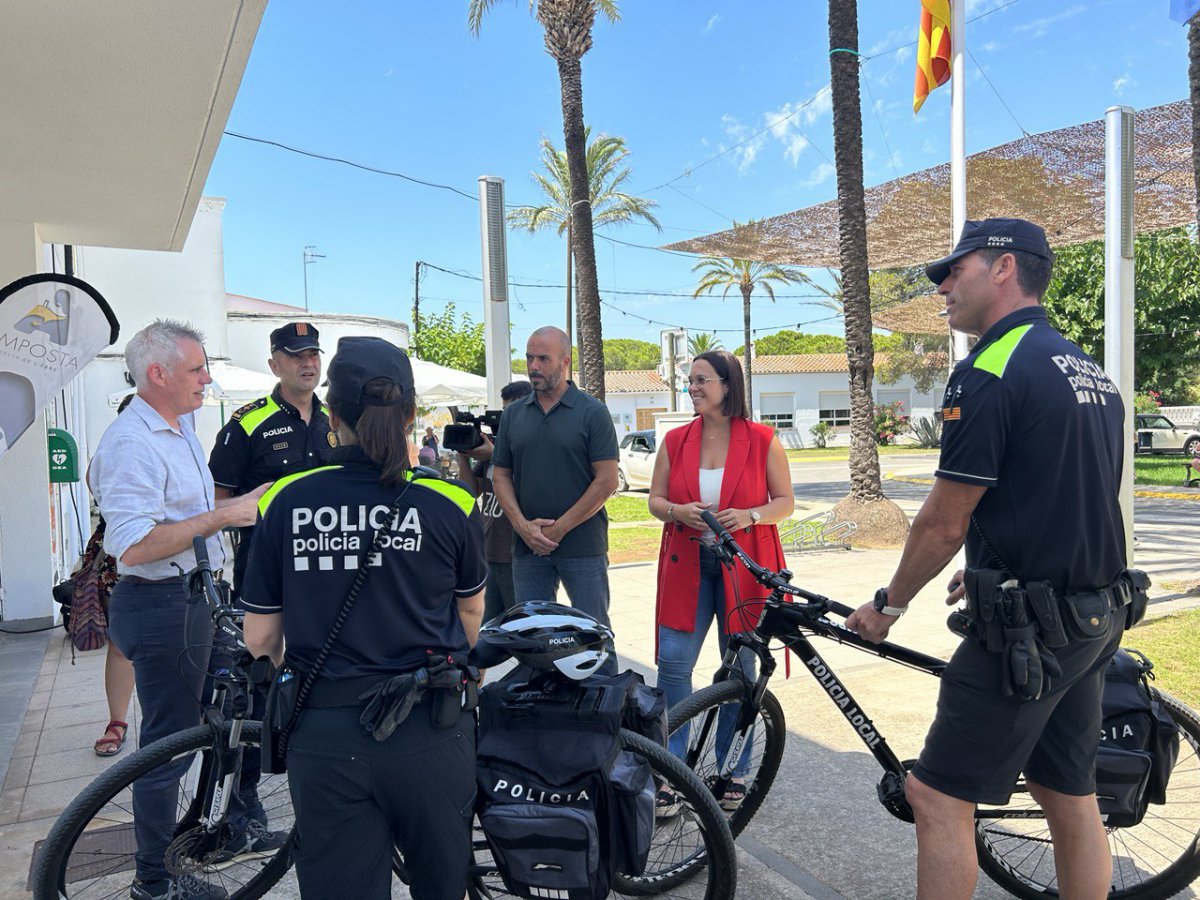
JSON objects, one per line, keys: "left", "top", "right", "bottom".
{"left": 719, "top": 779, "right": 747, "bottom": 812}
{"left": 655, "top": 788, "right": 681, "bottom": 818}
{"left": 94, "top": 720, "right": 128, "bottom": 757}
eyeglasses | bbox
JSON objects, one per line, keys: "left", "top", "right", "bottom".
{"left": 687, "top": 376, "right": 726, "bottom": 387}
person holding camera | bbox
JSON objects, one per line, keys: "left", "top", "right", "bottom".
{"left": 455, "top": 380, "right": 533, "bottom": 623}
{"left": 845, "top": 219, "right": 1128, "bottom": 900}
{"left": 491, "top": 326, "right": 620, "bottom": 674}
{"left": 242, "top": 336, "right": 486, "bottom": 900}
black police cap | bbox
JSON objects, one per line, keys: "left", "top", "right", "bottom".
{"left": 925, "top": 218, "right": 1054, "bottom": 286}
{"left": 324, "top": 337, "right": 414, "bottom": 419}
{"left": 270, "top": 322, "right": 321, "bottom": 354}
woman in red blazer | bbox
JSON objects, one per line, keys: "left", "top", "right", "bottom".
{"left": 648, "top": 350, "right": 794, "bottom": 813}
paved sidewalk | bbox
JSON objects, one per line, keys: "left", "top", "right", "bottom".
{"left": 2, "top": 488, "right": 1198, "bottom": 898}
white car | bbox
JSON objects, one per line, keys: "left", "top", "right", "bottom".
{"left": 1136, "top": 414, "right": 1200, "bottom": 457}
{"left": 617, "top": 430, "right": 657, "bottom": 492}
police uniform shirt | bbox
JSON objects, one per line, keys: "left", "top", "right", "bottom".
{"left": 209, "top": 385, "right": 333, "bottom": 495}
{"left": 934, "top": 305, "right": 1126, "bottom": 592}
{"left": 239, "top": 446, "right": 488, "bottom": 678}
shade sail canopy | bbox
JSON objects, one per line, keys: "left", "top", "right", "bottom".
{"left": 664, "top": 100, "right": 1193, "bottom": 269}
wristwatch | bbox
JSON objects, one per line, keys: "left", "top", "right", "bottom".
{"left": 873, "top": 587, "right": 907, "bottom": 618}
{"left": 748, "top": 508, "right": 761, "bottom": 525}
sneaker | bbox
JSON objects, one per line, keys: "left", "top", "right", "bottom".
{"left": 130, "top": 874, "right": 229, "bottom": 900}
{"left": 202, "top": 820, "right": 288, "bottom": 871}
{"left": 655, "top": 788, "right": 682, "bottom": 818}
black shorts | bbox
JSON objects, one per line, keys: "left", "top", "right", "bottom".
{"left": 911, "top": 616, "right": 1123, "bottom": 806}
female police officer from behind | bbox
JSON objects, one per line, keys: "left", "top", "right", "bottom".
{"left": 241, "top": 336, "right": 486, "bottom": 900}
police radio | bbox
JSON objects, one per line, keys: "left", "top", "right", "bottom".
{"left": 442, "top": 408, "right": 503, "bottom": 453}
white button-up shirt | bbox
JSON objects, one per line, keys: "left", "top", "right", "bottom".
{"left": 91, "top": 395, "right": 227, "bottom": 579}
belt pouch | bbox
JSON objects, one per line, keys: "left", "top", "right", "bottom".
{"left": 964, "top": 568, "right": 1006, "bottom": 651}
{"left": 262, "top": 663, "right": 302, "bottom": 774}
{"left": 1025, "top": 581, "right": 1068, "bottom": 649}
{"left": 1061, "top": 591, "right": 1112, "bottom": 641}
{"left": 1125, "top": 569, "right": 1152, "bottom": 629}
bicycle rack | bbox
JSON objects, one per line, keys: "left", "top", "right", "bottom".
{"left": 779, "top": 511, "right": 856, "bottom": 552}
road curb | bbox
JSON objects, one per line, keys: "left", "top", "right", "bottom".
{"left": 885, "top": 473, "right": 1200, "bottom": 501}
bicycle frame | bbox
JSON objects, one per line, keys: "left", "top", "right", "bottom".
{"left": 690, "top": 511, "right": 1035, "bottom": 824}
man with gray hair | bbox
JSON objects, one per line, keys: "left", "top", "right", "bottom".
{"left": 91, "top": 319, "right": 268, "bottom": 900}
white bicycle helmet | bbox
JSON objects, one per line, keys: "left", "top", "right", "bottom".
{"left": 471, "top": 601, "right": 614, "bottom": 680}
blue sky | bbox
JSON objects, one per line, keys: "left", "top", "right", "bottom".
{"left": 204, "top": 0, "right": 1192, "bottom": 348}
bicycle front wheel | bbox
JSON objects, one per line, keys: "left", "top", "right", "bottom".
{"left": 467, "top": 728, "right": 737, "bottom": 899}
{"left": 32, "top": 721, "right": 296, "bottom": 900}
{"left": 667, "top": 679, "right": 786, "bottom": 838}
{"left": 976, "top": 688, "right": 1200, "bottom": 899}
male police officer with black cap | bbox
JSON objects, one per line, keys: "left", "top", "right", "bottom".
{"left": 846, "top": 218, "right": 1132, "bottom": 900}
{"left": 209, "top": 322, "right": 333, "bottom": 595}
{"left": 206, "top": 322, "right": 331, "bottom": 860}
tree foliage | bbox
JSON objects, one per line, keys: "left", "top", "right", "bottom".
{"left": 1042, "top": 227, "right": 1200, "bottom": 404}
{"left": 507, "top": 129, "right": 660, "bottom": 236}
{"left": 411, "top": 303, "right": 486, "bottom": 376}
{"left": 692, "top": 235, "right": 804, "bottom": 410}
{"left": 603, "top": 338, "right": 659, "bottom": 371}
{"left": 688, "top": 332, "right": 722, "bottom": 356}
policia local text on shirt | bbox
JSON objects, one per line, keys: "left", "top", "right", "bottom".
{"left": 845, "top": 219, "right": 1142, "bottom": 900}
{"left": 241, "top": 336, "right": 486, "bottom": 900}
{"left": 209, "top": 322, "right": 332, "bottom": 596}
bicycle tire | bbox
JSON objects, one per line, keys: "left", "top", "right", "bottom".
{"left": 32, "top": 722, "right": 296, "bottom": 900}
{"left": 975, "top": 687, "right": 1200, "bottom": 899}
{"left": 667, "top": 679, "right": 786, "bottom": 838}
{"left": 458, "top": 729, "right": 737, "bottom": 900}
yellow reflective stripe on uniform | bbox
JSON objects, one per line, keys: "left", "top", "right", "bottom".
{"left": 973, "top": 324, "right": 1033, "bottom": 379}
{"left": 239, "top": 396, "right": 281, "bottom": 435}
{"left": 258, "top": 465, "right": 342, "bottom": 516}
{"left": 411, "top": 475, "right": 475, "bottom": 517}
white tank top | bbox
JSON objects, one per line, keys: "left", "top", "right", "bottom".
{"left": 698, "top": 467, "right": 724, "bottom": 543}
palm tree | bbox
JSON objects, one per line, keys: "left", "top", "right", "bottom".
{"left": 1190, "top": 17, "right": 1200, "bottom": 229}
{"left": 692, "top": 238, "right": 803, "bottom": 413}
{"left": 827, "top": 0, "right": 882, "bottom": 503}
{"left": 469, "top": 0, "right": 620, "bottom": 401}
{"left": 687, "top": 332, "right": 722, "bottom": 357}
{"left": 508, "top": 128, "right": 660, "bottom": 350}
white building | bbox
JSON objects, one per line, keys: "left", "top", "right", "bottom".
{"left": 603, "top": 353, "right": 942, "bottom": 448}
{"left": 0, "top": 3, "right": 265, "bottom": 623}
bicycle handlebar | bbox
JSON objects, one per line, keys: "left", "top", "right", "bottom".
{"left": 699, "top": 510, "right": 834, "bottom": 611}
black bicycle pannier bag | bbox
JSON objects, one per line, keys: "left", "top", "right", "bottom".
{"left": 476, "top": 668, "right": 658, "bottom": 900}
{"left": 1095, "top": 649, "right": 1181, "bottom": 827}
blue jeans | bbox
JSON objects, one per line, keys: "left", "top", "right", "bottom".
{"left": 108, "top": 581, "right": 213, "bottom": 883}
{"left": 657, "top": 549, "right": 757, "bottom": 776}
{"left": 511, "top": 553, "right": 618, "bottom": 676}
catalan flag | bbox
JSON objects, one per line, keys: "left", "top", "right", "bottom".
{"left": 914, "top": 0, "right": 952, "bottom": 114}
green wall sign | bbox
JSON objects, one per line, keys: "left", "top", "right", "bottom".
{"left": 47, "top": 428, "right": 80, "bottom": 483}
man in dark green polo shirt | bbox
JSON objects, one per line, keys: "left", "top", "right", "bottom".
{"left": 492, "top": 326, "right": 619, "bottom": 673}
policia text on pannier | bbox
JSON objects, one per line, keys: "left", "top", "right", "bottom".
{"left": 954, "top": 566, "right": 1151, "bottom": 702}
{"left": 1095, "top": 648, "right": 1182, "bottom": 827}
{"left": 476, "top": 667, "right": 666, "bottom": 900}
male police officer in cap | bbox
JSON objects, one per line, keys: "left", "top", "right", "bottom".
{"left": 846, "top": 218, "right": 1129, "bottom": 899}
{"left": 209, "top": 322, "right": 333, "bottom": 594}
{"left": 206, "top": 322, "right": 331, "bottom": 857}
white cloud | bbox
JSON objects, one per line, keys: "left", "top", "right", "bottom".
{"left": 866, "top": 26, "right": 912, "bottom": 57}
{"left": 1013, "top": 4, "right": 1086, "bottom": 39}
{"left": 715, "top": 86, "right": 834, "bottom": 174}
{"left": 799, "top": 163, "right": 836, "bottom": 189}
{"left": 1112, "top": 72, "right": 1136, "bottom": 97}
{"left": 720, "top": 115, "right": 765, "bottom": 174}
{"left": 980, "top": 41, "right": 1000, "bottom": 53}
{"left": 966, "top": 0, "right": 1015, "bottom": 14}
{"left": 703, "top": 14, "right": 722, "bottom": 34}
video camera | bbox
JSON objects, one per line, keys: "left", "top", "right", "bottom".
{"left": 442, "top": 408, "right": 503, "bottom": 453}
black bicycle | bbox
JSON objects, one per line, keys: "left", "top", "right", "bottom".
{"left": 34, "top": 538, "right": 738, "bottom": 900}
{"left": 666, "top": 511, "right": 1200, "bottom": 900}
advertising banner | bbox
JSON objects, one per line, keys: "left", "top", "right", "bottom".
{"left": 0, "top": 274, "right": 119, "bottom": 459}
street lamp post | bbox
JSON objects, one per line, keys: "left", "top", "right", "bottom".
{"left": 302, "top": 245, "right": 325, "bottom": 312}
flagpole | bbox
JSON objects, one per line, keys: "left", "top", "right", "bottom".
{"left": 949, "top": 0, "right": 970, "bottom": 363}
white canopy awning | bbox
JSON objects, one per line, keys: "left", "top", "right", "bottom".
{"left": 108, "top": 359, "right": 492, "bottom": 409}
{"left": 411, "top": 358, "right": 489, "bottom": 408}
